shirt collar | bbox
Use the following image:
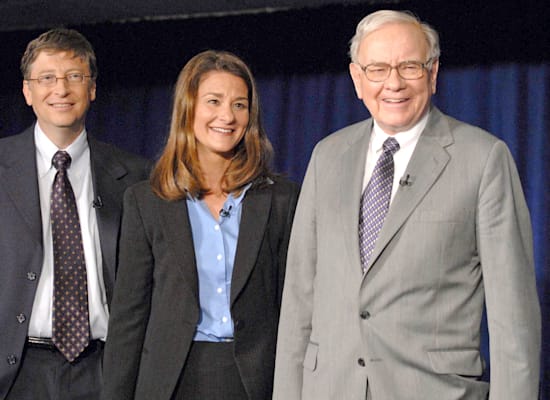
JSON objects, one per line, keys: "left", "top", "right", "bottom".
{"left": 34, "top": 124, "right": 88, "bottom": 177}
{"left": 229, "top": 182, "right": 252, "bottom": 208}
{"left": 186, "top": 182, "right": 252, "bottom": 208}
{"left": 371, "top": 111, "right": 429, "bottom": 153}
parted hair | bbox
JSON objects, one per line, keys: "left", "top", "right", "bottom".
{"left": 20, "top": 28, "right": 97, "bottom": 80}
{"left": 150, "top": 50, "right": 274, "bottom": 201}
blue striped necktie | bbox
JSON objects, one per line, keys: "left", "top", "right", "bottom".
{"left": 359, "top": 137, "right": 400, "bottom": 272}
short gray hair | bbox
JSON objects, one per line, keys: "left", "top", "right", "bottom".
{"left": 349, "top": 10, "right": 440, "bottom": 64}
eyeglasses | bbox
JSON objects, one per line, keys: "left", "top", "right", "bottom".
{"left": 357, "top": 59, "right": 433, "bottom": 82}
{"left": 26, "top": 73, "right": 91, "bottom": 87}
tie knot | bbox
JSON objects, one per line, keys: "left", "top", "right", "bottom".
{"left": 52, "top": 151, "right": 72, "bottom": 171}
{"left": 382, "top": 137, "right": 400, "bottom": 155}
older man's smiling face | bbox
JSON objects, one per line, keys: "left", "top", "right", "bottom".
{"left": 349, "top": 22, "right": 439, "bottom": 135}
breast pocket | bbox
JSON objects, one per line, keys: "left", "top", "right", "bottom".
{"left": 414, "top": 208, "right": 473, "bottom": 223}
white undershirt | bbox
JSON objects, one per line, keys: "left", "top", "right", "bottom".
{"left": 361, "top": 112, "right": 429, "bottom": 202}
{"left": 28, "top": 123, "right": 109, "bottom": 340}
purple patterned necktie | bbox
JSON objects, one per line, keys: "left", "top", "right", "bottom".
{"left": 50, "top": 150, "right": 90, "bottom": 362}
{"left": 359, "top": 137, "right": 400, "bottom": 272}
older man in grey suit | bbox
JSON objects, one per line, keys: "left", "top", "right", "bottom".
{"left": 0, "top": 29, "right": 149, "bottom": 400}
{"left": 273, "top": 10, "right": 540, "bottom": 400}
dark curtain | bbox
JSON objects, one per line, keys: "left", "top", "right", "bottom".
{"left": 1, "top": 56, "right": 548, "bottom": 399}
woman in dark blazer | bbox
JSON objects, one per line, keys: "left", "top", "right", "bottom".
{"left": 101, "top": 50, "right": 299, "bottom": 400}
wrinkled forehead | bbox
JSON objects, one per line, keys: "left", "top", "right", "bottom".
{"left": 359, "top": 22, "right": 430, "bottom": 62}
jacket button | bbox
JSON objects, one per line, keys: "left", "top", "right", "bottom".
{"left": 360, "top": 311, "right": 371, "bottom": 320}
{"left": 357, "top": 358, "right": 366, "bottom": 367}
{"left": 7, "top": 355, "right": 17, "bottom": 365}
{"left": 27, "top": 272, "right": 37, "bottom": 281}
{"left": 16, "top": 314, "right": 26, "bottom": 324}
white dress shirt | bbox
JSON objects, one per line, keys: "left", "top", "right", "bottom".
{"left": 28, "top": 124, "right": 109, "bottom": 340}
{"left": 361, "top": 111, "right": 430, "bottom": 203}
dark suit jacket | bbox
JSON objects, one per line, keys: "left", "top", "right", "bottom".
{"left": 0, "top": 125, "right": 150, "bottom": 399}
{"left": 101, "top": 177, "right": 299, "bottom": 400}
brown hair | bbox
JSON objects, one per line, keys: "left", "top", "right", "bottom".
{"left": 20, "top": 28, "right": 97, "bottom": 80}
{"left": 150, "top": 50, "right": 274, "bottom": 200}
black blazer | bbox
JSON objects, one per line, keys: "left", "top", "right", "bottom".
{"left": 0, "top": 125, "right": 150, "bottom": 399}
{"left": 102, "top": 177, "right": 299, "bottom": 400}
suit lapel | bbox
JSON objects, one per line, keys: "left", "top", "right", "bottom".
{"left": 0, "top": 127, "right": 42, "bottom": 246}
{"left": 230, "top": 184, "right": 272, "bottom": 305}
{"left": 159, "top": 198, "right": 199, "bottom": 301}
{"left": 88, "top": 137, "right": 130, "bottom": 292}
{"left": 364, "top": 108, "right": 453, "bottom": 273}
{"left": 339, "top": 121, "right": 372, "bottom": 278}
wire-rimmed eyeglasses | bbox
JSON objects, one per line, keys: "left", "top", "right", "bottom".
{"left": 25, "top": 73, "right": 92, "bottom": 87}
{"left": 357, "top": 58, "right": 434, "bottom": 82}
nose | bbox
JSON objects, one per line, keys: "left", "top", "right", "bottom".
{"left": 53, "top": 77, "right": 71, "bottom": 94}
{"left": 384, "top": 67, "right": 406, "bottom": 90}
{"left": 218, "top": 103, "right": 236, "bottom": 123}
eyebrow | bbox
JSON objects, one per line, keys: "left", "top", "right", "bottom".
{"left": 201, "top": 92, "right": 249, "bottom": 101}
{"left": 32, "top": 68, "right": 86, "bottom": 75}
{"left": 365, "top": 59, "right": 423, "bottom": 64}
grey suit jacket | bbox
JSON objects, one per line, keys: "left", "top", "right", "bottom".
{"left": 101, "top": 177, "right": 299, "bottom": 400}
{"left": 273, "top": 107, "right": 541, "bottom": 400}
{"left": 0, "top": 125, "right": 149, "bottom": 399}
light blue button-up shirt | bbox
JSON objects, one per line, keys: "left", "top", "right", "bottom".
{"left": 187, "top": 187, "right": 249, "bottom": 341}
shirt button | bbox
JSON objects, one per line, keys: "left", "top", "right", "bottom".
{"left": 222, "top": 316, "right": 228, "bottom": 323}
{"left": 16, "top": 314, "right": 26, "bottom": 324}
{"left": 6, "top": 355, "right": 17, "bottom": 365}
{"left": 216, "top": 254, "right": 222, "bottom": 261}
{"left": 217, "top": 288, "right": 223, "bottom": 294}
{"left": 357, "top": 358, "right": 366, "bottom": 367}
{"left": 360, "top": 311, "right": 371, "bottom": 320}
{"left": 214, "top": 225, "right": 220, "bottom": 231}
{"left": 27, "top": 272, "right": 37, "bottom": 281}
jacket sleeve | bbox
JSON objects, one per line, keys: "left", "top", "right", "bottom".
{"left": 273, "top": 150, "right": 319, "bottom": 400}
{"left": 477, "top": 141, "right": 541, "bottom": 399}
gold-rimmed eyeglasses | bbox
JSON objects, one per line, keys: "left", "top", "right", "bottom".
{"left": 26, "top": 73, "right": 91, "bottom": 87}
{"left": 357, "top": 59, "right": 434, "bottom": 82}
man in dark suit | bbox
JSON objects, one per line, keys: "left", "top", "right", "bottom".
{"left": 0, "top": 28, "right": 149, "bottom": 400}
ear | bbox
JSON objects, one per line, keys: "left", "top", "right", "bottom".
{"left": 22, "top": 81, "right": 33, "bottom": 106}
{"left": 89, "top": 80, "right": 97, "bottom": 102}
{"left": 429, "top": 59, "right": 440, "bottom": 94}
{"left": 349, "top": 62, "right": 364, "bottom": 100}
